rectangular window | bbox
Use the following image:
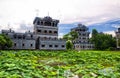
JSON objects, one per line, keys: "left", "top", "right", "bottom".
{"left": 31, "top": 44, "right": 33, "bottom": 47}
{"left": 55, "top": 45, "right": 58, "bottom": 47}
{"left": 49, "top": 31, "right": 52, "bottom": 33}
{"left": 14, "top": 43, "right": 16, "bottom": 47}
{"left": 31, "top": 35, "right": 33, "bottom": 38}
{"left": 49, "top": 45, "right": 52, "bottom": 47}
{"left": 37, "top": 30, "right": 41, "bottom": 32}
{"left": 41, "top": 45, "right": 45, "bottom": 47}
{"left": 22, "top": 43, "right": 24, "bottom": 47}
{"left": 54, "top": 31, "right": 57, "bottom": 34}
{"left": 62, "top": 45, "right": 65, "bottom": 48}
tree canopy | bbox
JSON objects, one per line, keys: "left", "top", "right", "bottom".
{"left": 90, "top": 29, "right": 116, "bottom": 50}
{"left": 63, "top": 31, "right": 78, "bottom": 40}
{"left": 63, "top": 31, "right": 78, "bottom": 50}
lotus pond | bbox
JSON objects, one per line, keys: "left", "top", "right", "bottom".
{"left": 0, "top": 50, "right": 120, "bottom": 78}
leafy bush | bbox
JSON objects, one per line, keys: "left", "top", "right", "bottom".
{"left": 66, "top": 40, "right": 73, "bottom": 50}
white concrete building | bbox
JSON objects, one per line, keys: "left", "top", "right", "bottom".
{"left": 115, "top": 28, "right": 120, "bottom": 48}
{"left": 71, "top": 24, "right": 94, "bottom": 50}
{"left": 2, "top": 16, "right": 66, "bottom": 50}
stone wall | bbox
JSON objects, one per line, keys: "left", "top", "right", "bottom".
{"left": 74, "top": 43, "right": 94, "bottom": 50}
{"left": 39, "top": 39, "right": 66, "bottom": 50}
{"left": 11, "top": 39, "right": 36, "bottom": 49}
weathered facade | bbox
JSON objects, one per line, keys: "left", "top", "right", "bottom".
{"left": 2, "top": 16, "right": 66, "bottom": 50}
{"left": 71, "top": 24, "right": 94, "bottom": 50}
{"left": 115, "top": 28, "right": 120, "bottom": 48}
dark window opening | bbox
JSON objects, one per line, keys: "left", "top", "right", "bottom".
{"left": 49, "top": 45, "right": 52, "bottom": 47}
{"left": 55, "top": 23, "right": 57, "bottom": 26}
{"left": 54, "top": 37, "right": 57, "bottom": 40}
{"left": 83, "top": 34, "right": 86, "bottom": 36}
{"left": 37, "top": 21, "right": 40, "bottom": 25}
{"left": 62, "top": 45, "right": 65, "bottom": 47}
{"left": 53, "top": 23, "right": 54, "bottom": 26}
{"left": 22, "top": 43, "right": 24, "bottom": 47}
{"left": 14, "top": 36, "right": 16, "bottom": 39}
{"left": 37, "top": 30, "right": 41, "bottom": 32}
{"left": 41, "top": 21, "right": 43, "bottom": 25}
{"left": 49, "top": 31, "right": 52, "bottom": 33}
{"left": 31, "top": 44, "right": 33, "bottom": 47}
{"left": 45, "top": 22, "right": 51, "bottom": 26}
{"left": 18, "top": 36, "right": 22, "bottom": 39}
{"left": 31, "top": 35, "right": 33, "bottom": 38}
{"left": 83, "top": 29, "right": 85, "bottom": 31}
{"left": 23, "top": 36, "right": 25, "bottom": 39}
{"left": 83, "top": 38, "right": 86, "bottom": 39}
{"left": 44, "top": 30, "right": 47, "bottom": 33}
{"left": 14, "top": 43, "right": 16, "bottom": 47}
{"left": 55, "top": 45, "right": 58, "bottom": 47}
{"left": 83, "top": 46, "right": 85, "bottom": 48}
{"left": 54, "top": 31, "right": 57, "bottom": 34}
{"left": 41, "top": 45, "right": 45, "bottom": 47}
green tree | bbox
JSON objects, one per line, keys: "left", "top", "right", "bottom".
{"left": 63, "top": 31, "right": 78, "bottom": 40}
{"left": 118, "top": 38, "right": 120, "bottom": 46}
{"left": 63, "top": 33, "right": 71, "bottom": 40}
{"left": 70, "top": 31, "right": 78, "bottom": 40}
{"left": 0, "top": 34, "right": 13, "bottom": 49}
{"left": 90, "top": 29, "right": 116, "bottom": 50}
{"left": 0, "top": 35, "right": 6, "bottom": 49}
{"left": 92, "top": 29, "right": 98, "bottom": 38}
{"left": 63, "top": 31, "right": 78, "bottom": 50}
{"left": 66, "top": 40, "right": 73, "bottom": 50}
{"left": 91, "top": 29, "right": 98, "bottom": 43}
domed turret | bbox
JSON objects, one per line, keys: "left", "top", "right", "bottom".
{"left": 43, "top": 16, "right": 52, "bottom": 22}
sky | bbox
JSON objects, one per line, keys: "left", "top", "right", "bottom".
{"left": 0, "top": 0, "right": 120, "bottom": 34}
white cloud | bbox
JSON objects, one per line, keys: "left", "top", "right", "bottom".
{"left": 104, "top": 31, "right": 116, "bottom": 37}
{"left": 58, "top": 33, "right": 64, "bottom": 38}
{"left": 0, "top": 0, "right": 120, "bottom": 32}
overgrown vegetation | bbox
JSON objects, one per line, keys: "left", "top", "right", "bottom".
{"left": 0, "top": 50, "right": 120, "bottom": 77}
{"left": 0, "top": 34, "right": 13, "bottom": 49}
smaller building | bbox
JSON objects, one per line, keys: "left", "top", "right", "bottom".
{"left": 39, "top": 38, "right": 66, "bottom": 50}
{"left": 71, "top": 24, "right": 94, "bottom": 50}
{"left": 2, "top": 29, "right": 36, "bottom": 49}
{"left": 115, "top": 28, "right": 120, "bottom": 48}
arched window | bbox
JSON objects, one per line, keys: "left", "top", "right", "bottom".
{"left": 37, "top": 21, "right": 40, "bottom": 25}
{"left": 41, "top": 21, "right": 43, "bottom": 25}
